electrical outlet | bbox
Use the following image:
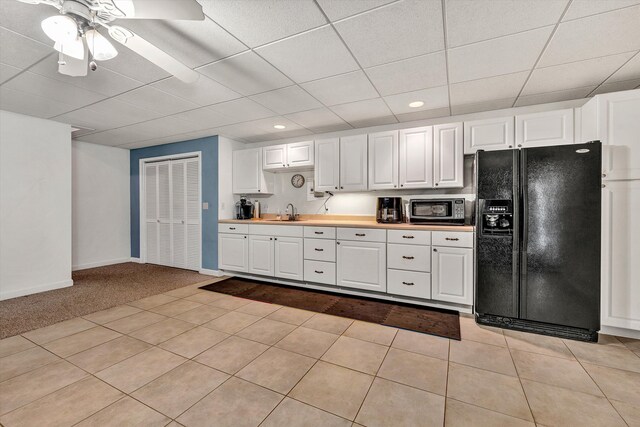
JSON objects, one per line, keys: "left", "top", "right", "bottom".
{"left": 202, "top": 202, "right": 209, "bottom": 210}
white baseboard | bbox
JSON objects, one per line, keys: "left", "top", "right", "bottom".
{"left": 130, "top": 257, "right": 142, "bottom": 263}
{"left": 600, "top": 325, "right": 640, "bottom": 340}
{"left": 199, "top": 268, "right": 224, "bottom": 277}
{"left": 72, "top": 258, "right": 131, "bottom": 271}
{"left": 0, "top": 279, "right": 73, "bottom": 301}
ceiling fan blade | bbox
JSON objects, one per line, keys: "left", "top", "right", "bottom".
{"left": 115, "top": 0, "right": 204, "bottom": 20}
{"left": 57, "top": 39, "right": 88, "bottom": 77}
{"left": 107, "top": 25, "right": 199, "bottom": 83}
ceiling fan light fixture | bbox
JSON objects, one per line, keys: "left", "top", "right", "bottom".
{"left": 54, "top": 37, "right": 85, "bottom": 60}
{"left": 41, "top": 15, "right": 77, "bottom": 43}
{"left": 86, "top": 29, "right": 118, "bottom": 61}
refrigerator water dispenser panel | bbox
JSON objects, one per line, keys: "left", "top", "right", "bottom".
{"left": 481, "top": 199, "right": 513, "bottom": 236}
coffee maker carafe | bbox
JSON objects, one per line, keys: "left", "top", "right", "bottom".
{"left": 235, "top": 196, "right": 254, "bottom": 220}
{"left": 376, "top": 197, "right": 403, "bottom": 223}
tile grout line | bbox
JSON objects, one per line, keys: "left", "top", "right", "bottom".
{"left": 441, "top": 0, "right": 452, "bottom": 116}
{"left": 586, "top": 50, "right": 640, "bottom": 97}
{"left": 504, "top": 337, "right": 537, "bottom": 424}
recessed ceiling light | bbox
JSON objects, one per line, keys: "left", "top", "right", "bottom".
{"left": 409, "top": 101, "right": 424, "bottom": 108}
{"left": 273, "top": 124, "right": 286, "bottom": 129}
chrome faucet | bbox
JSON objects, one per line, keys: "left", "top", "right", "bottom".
{"left": 286, "top": 203, "right": 297, "bottom": 221}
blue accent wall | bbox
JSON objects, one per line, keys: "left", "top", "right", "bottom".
{"left": 130, "top": 136, "right": 218, "bottom": 270}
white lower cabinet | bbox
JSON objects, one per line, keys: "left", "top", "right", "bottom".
{"left": 431, "top": 246, "right": 473, "bottom": 305}
{"left": 304, "top": 260, "right": 336, "bottom": 285}
{"left": 337, "top": 240, "right": 386, "bottom": 292}
{"left": 219, "top": 233, "right": 248, "bottom": 272}
{"left": 387, "top": 269, "right": 431, "bottom": 299}
{"left": 387, "top": 243, "right": 430, "bottom": 272}
{"left": 274, "top": 237, "right": 304, "bottom": 281}
{"left": 249, "top": 235, "right": 274, "bottom": 276}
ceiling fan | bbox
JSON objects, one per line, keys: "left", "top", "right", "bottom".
{"left": 17, "top": 0, "right": 204, "bottom": 83}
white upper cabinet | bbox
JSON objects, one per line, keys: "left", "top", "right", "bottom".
{"left": 433, "top": 122, "right": 464, "bottom": 188}
{"left": 515, "top": 109, "right": 574, "bottom": 148}
{"left": 314, "top": 137, "right": 340, "bottom": 192}
{"left": 464, "top": 117, "right": 514, "bottom": 154}
{"left": 340, "top": 134, "right": 368, "bottom": 191}
{"left": 263, "top": 144, "right": 287, "bottom": 170}
{"left": 399, "top": 126, "right": 433, "bottom": 189}
{"left": 287, "top": 141, "right": 314, "bottom": 168}
{"left": 368, "top": 131, "right": 399, "bottom": 190}
{"left": 233, "top": 148, "right": 273, "bottom": 194}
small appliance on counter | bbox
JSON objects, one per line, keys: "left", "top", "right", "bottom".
{"left": 376, "top": 197, "right": 403, "bottom": 223}
{"left": 408, "top": 198, "right": 466, "bottom": 225}
{"left": 235, "top": 196, "right": 254, "bottom": 220}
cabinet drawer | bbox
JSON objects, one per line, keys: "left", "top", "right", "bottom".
{"left": 219, "top": 223, "right": 249, "bottom": 234}
{"left": 432, "top": 231, "right": 473, "bottom": 248}
{"left": 388, "top": 229, "right": 431, "bottom": 245}
{"left": 387, "top": 244, "right": 430, "bottom": 272}
{"left": 337, "top": 227, "right": 386, "bottom": 242}
{"left": 249, "top": 224, "right": 303, "bottom": 237}
{"left": 304, "top": 238, "right": 336, "bottom": 262}
{"left": 387, "top": 269, "right": 431, "bottom": 299}
{"left": 304, "top": 260, "right": 336, "bottom": 286}
{"left": 304, "top": 226, "right": 336, "bottom": 239}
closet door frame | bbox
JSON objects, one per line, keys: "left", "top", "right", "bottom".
{"left": 139, "top": 151, "right": 202, "bottom": 271}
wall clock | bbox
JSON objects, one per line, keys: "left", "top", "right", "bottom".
{"left": 291, "top": 174, "right": 305, "bottom": 188}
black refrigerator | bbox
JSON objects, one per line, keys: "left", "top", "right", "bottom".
{"left": 475, "top": 142, "right": 601, "bottom": 342}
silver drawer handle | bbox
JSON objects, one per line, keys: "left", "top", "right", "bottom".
{"left": 402, "top": 281, "right": 415, "bottom": 286}
{"left": 314, "top": 231, "right": 324, "bottom": 235}
{"left": 402, "top": 235, "right": 414, "bottom": 239}
{"left": 402, "top": 256, "right": 414, "bottom": 260}
{"left": 445, "top": 237, "right": 459, "bottom": 241}
{"left": 355, "top": 233, "right": 365, "bottom": 237}
{"left": 315, "top": 248, "right": 324, "bottom": 252}
{"left": 315, "top": 270, "right": 324, "bottom": 274}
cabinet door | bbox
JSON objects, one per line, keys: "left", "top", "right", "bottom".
{"left": 233, "top": 148, "right": 260, "bottom": 193}
{"left": 340, "top": 134, "right": 368, "bottom": 191}
{"left": 431, "top": 246, "right": 472, "bottom": 305}
{"left": 263, "top": 144, "right": 287, "bottom": 170}
{"left": 433, "top": 122, "right": 463, "bottom": 188}
{"left": 218, "top": 233, "right": 248, "bottom": 272}
{"left": 275, "top": 237, "right": 304, "bottom": 281}
{"left": 597, "top": 91, "right": 640, "bottom": 180}
{"left": 368, "top": 131, "right": 398, "bottom": 190}
{"left": 515, "top": 109, "right": 574, "bottom": 148}
{"left": 464, "top": 117, "right": 514, "bottom": 154}
{"left": 249, "top": 235, "right": 275, "bottom": 276}
{"left": 601, "top": 181, "right": 640, "bottom": 331}
{"left": 287, "top": 141, "right": 314, "bottom": 168}
{"left": 399, "top": 126, "right": 433, "bottom": 189}
{"left": 314, "top": 138, "right": 340, "bottom": 191}
{"left": 337, "top": 240, "right": 386, "bottom": 292}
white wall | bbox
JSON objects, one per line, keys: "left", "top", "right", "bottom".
{"left": 72, "top": 141, "right": 130, "bottom": 270}
{"left": 0, "top": 110, "right": 72, "bottom": 300}
{"left": 218, "top": 136, "right": 246, "bottom": 219}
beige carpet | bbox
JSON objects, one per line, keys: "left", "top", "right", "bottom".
{"left": 0, "top": 263, "right": 217, "bottom": 339}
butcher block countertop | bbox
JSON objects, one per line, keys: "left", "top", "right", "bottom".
{"left": 219, "top": 214, "right": 475, "bottom": 232}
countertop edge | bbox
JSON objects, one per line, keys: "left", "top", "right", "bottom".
{"left": 218, "top": 219, "right": 475, "bottom": 232}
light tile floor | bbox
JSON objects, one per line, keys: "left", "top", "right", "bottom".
{"left": 1, "top": 278, "right": 639, "bottom": 426}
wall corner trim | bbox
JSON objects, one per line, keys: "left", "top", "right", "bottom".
{"left": 199, "top": 268, "right": 224, "bottom": 277}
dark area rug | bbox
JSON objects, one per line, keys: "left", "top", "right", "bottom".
{"left": 200, "top": 277, "right": 460, "bottom": 340}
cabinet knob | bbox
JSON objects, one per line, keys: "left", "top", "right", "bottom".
{"left": 602, "top": 173, "right": 606, "bottom": 177}
{"left": 244, "top": 236, "right": 247, "bottom": 239}
{"left": 335, "top": 186, "right": 338, "bottom": 189}
{"left": 274, "top": 238, "right": 278, "bottom": 240}
{"left": 518, "top": 144, "right": 522, "bottom": 147}
{"left": 269, "top": 238, "right": 273, "bottom": 240}
{"left": 340, "top": 186, "right": 344, "bottom": 189}
{"left": 400, "top": 184, "right": 404, "bottom": 187}
{"left": 435, "top": 183, "right": 439, "bottom": 186}
{"left": 336, "top": 241, "right": 340, "bottom": 245}
{"left": 433, "top": 248, "right": 437, "bottom": 252}
{"left": 394, "top": 185, "right": 397, "bottom": 188}
{"left": 402, "top": 281, "right": 415, "bottom": 286}
{"left": 258, "top": 190, "right": 261, "bottom": 192}
{"left": 509, "top": 145, "right": 513, "bottom": 148}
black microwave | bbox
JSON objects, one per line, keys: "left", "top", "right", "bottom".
{"left": 409, "top": 198, "right": 466, "bottom": 225}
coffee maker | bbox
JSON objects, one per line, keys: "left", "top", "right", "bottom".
{"left": 235, "top": 196, "right": 254, "bottom": 220}
{"left": 376, "top": 197, "right": 403, "bottom": 223}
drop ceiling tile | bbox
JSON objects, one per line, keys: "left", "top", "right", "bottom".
{"left": 114, "top": 86, "right": 198, "bottom": 115}
{"left": 333, "top": 0, "right": 444, "bottom": 68}
{"left": 122, "top": 116, "right": 200, "bottom": 140}
{"left": 514, "top": 86, "right": 594, "bottom": 107}
{"left": 202, "top": 0, "right": 327, "bottom": 47}
{"left": 79, "top": 128, "right": 149, "bottom": 147}
{"left": 0, "top": 1, "right": 56, "bottom": 45}
{"left": 215, "top": 122, "right": 265, "bottom": 140}
{"left": 0, "top": 27, "right": 53, "bottom": 69}
{"left": 284, "top": 107, "right": 351, "bottom": 132}
{"left": 101, "top": 43, "right": 170, "bottom": 84}
{"left": 198, "top": 51, "right": 292, "bottom": 96}
{"left": 539, "top": 5, "right": 640, "bottom": 67}
{"left": 315, "top": 0, "right": 396, "bottom": 21}
{"left": 448, "top": 26, "right": 553, "bottom": 83}
{"left": 396, "top": 107, "right": 450, "bottom": 123}
{"left": 256, "top": 25, "right": 359, "bottom": 83}
{"left": 364, "top": 51, "right": 447, "bottom": 96}
{"left": 451, "top": 98, "right": 516, "bottom": 115}
{"left": 247, "top": 116, "right": 308, "bottom": 134}
{"left": 607, "top": 53, "right": 640, "bottom": 82}
{"left": 450, "top": 72, "right": 529, "bottom": 106}
{"left": 446, "top": 0, "right": 567, "bottom": 48}
{"left": 171, "top": 107, "right": 237, "bottom": 131}
{"left": 563, "top": 0, "right": 640, "bottom": 21}
{"left": 0, "top": 63, "right": 21, "bottom": 84}
{"left": 62, "top": 98, "right": 160, "bottom": 129}
{"left": 28, "top": 57, "right": 144, "bottom": 97}
{"left": 122, "top": 18, "right": 246, "bottom": 68}
{"left": 207, "top": 97, "right": 276, "bottom": 123}
{"left": 244, "top": 128, "right": 314, "bottom": 143}
{"left": 330, "top": 98, "right": 395, "bottom": 123}
{"left": 301, "top": 71, "right": 378, "bottom": 106}
{"left": 383, "top": 86, "right": 449, "bottom": 115}
{"left": 4, "top": 71, "right": 106, "bottom": 109}
{"left": 53, "top": 109, "right": 107, "bottom": 133}
{"left": 591, "top": 78, "right": 640, "bottom": 95}
{"left": 0, "top": 87, "right": 75, "bottom": 118}
{"left": 523, "top": 52, "right": 635, "bottom": 95}
{"left": 349, "top": 116, "right": 398, "bottom": 128}
{"left": 250, "top": 85, "right": 322, "bottom": 114}
{"left": 151, "top": 76, "right": 241, "bottom": 106}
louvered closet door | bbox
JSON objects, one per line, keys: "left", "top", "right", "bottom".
{"left": 145, "top": 163, "right": 159, "bottom": 264}
{"left": 171, "top": 160, "right": 187, "bottom": 268}
{"left": 157, "top": 161, "right": 172, "bottom": 266}
{"left": 185, "top": 159, "right": 200, "bottom": 270}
